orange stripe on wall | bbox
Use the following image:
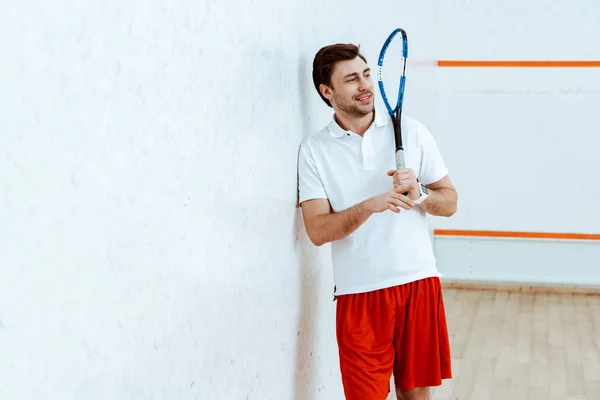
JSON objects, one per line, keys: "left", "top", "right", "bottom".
{"left": 437, "top": 60, "right": 600, "bottom": 68}
{"left": 434, "top": 229, "right": 600, "bottom": 241}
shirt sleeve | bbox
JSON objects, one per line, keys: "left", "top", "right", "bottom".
{"left": 297, "top": 141, "right": 328, "bottom": 204}
{"left": 417, "top": 122, "right": 449, "bottom": 185}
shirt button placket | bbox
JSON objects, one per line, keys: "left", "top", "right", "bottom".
{"left": 361, "top": 131, "right": 375, "bottom": 170}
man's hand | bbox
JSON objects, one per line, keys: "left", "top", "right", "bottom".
{"left": 385, "top": 171, "right": 459, "bottom": 217}
{"left": 366, "top": 185, "right": 414, "bottom": 214}
{"left": 387, "top": 169, "right": 420, "bottom": 200}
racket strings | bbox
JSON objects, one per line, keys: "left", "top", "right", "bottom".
{"left": 377, "top": 28, "right": 408, "bottom": 171}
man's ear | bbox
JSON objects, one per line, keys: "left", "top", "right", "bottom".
{"left": 319, "top": 83, "right": 333, "bottom": 102}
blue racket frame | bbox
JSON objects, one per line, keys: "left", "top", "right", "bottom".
{"left": 377, "top": 28, "right": 408, "bottom": 116}
{"left": 377, "top": 28, "right": 408, "bottom": 171}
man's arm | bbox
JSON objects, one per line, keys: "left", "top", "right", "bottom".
{"left": 300, "top": 198, "right": 373, "bottom": 247}
{"left": 419, "top": 175, "right": 457, "bottom": 217}
{"left": 300, "top": 185, "right": 414, "bottom": 246}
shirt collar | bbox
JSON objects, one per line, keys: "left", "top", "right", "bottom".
{"left": 327, "top": 107, "right": 389, "bottom": 138}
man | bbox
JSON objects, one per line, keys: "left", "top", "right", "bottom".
{"left": 297, "top": 43, "right": 457, "bottom": 400}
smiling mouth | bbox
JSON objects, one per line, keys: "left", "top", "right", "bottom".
{"left": 356, "top": 93, "right": 372, "bottom": 103}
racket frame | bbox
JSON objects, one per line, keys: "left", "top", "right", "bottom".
{"left": 377, "top": 28, "right": 408, "bottom": 170}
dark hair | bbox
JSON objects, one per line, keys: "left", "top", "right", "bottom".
{"left": 312, "top": 43, "right": 367, "bottom": 107}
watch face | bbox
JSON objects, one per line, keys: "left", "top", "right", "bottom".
{"left": 421, "top": 184, "right": 428, "bottom": 194}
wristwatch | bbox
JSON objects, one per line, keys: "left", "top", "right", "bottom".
{"left": 413, "top": 182, "right": 429, "bottom": 205}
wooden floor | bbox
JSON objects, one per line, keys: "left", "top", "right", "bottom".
{"left": 389, "top": 288, "right": 600, "bottom": 400}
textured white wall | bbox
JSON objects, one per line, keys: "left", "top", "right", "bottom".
{"left": 0, "top": 0, "right": 439, "bottom": 399}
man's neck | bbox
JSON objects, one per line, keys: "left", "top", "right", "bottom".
{"left": 334, "top": 109, "right": 375, "bottom": 137}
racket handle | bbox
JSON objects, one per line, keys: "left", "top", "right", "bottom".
{"left": 395, "top": 149, "right": 405, "bottom": 170}
{"left": 395, "top": 149, "right": 409, "bottom": 196}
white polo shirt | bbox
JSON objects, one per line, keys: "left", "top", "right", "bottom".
{"left": 297, "top": 109, "right": 449, "bottom": 296}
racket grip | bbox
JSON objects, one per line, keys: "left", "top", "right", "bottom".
{"left": 395, "top": 149, "right": 405, "bottom": 170}
{"left": 395, "top": 149, "right": 408, "bottom": 195}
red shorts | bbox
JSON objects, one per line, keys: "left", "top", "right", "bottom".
{"left": 335, "top": 277, "right": 452, "bottom": 399}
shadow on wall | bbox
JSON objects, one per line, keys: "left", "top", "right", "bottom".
{"left": 292, "top": 208, "right": 320, "bottom": 400}
{"left": 292, "top": 53, "right": 320, "bottom": 400}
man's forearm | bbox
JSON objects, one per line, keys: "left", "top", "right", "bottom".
{"left": 309, "top": 199, "right": 373, "bottom": 246}
{"left": 419, "top": 187, "right": 457, "bottom": 217}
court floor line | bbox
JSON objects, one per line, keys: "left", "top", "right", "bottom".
{"left": 434, "top": 229, "right": 600, "bottom": 241}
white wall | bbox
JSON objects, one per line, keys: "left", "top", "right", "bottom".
{"left": 0, "top": 0, "right": 439, "bottom": 399}
{"left": 429, "top": 0, "right": 600, "bottom": 286}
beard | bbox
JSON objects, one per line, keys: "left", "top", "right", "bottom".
{"left": 331, "top": 91, "right": 374, "bottom": 117}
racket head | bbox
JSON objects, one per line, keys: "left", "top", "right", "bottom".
{"left": 377, "top": 28, "right": 408, "bottom": 115}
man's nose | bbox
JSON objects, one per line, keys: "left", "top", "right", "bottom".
{"left": 358, "top": 76, "right": 370, "bottom": 90}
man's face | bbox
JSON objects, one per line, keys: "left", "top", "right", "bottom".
{"left": 321, "top": 56, "right": 374, "bottom": 117}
